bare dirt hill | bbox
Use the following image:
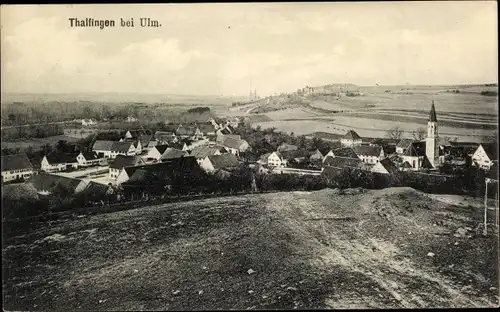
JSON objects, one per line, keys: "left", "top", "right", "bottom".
{"left": 2, "top": 187, "right": 498, "bottom": 310}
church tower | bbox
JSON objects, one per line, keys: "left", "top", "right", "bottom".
{"left": 426, "top": 100, "right": 439, "bottom": 168}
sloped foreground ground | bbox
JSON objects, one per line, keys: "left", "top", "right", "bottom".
{"left": 3, "top": 187, "right": 499, "bottom": 310}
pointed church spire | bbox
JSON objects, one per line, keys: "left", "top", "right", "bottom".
{"left": 429, "top": 100, "right": 437, "bottom": 122}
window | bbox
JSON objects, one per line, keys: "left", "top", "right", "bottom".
{"left": 412, "top": 160, "right": 416, "bottom": 168}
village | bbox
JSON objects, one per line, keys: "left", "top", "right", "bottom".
{"left": 1, "top": 101, "right": 497, "bottom": 204}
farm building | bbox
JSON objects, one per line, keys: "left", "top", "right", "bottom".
{"left": 216, "top": 133, "right": 241, "bottom": 144}
{"left": 189, "top": 145, "right": 222, "bottom": 164}
{"left": 322, "top": 156, "right": 363, "bottom": 170}
{"left": 323, "top": 147, "right": 358, "bottom": 161}
{"left": 41, "top": 153, "right": 80, "bottom": 172}
{"left": 200, "top": 154, "right": 240, "bottom": 173}
{"left": 222, "top": 137, "right": 250, "bottom": 155}
{"left": 160, "top": 148, "right": 188, "bottom": 161}
{"left": 471, "top": 143, "right": 497, "bottom": 170}
{"left": 340, "top": 130, "right": 362, "bottom": 148}
{"left": 402, "top": 142, "right": 433, "bottom": 171}
{"left": 154, "top": 131, "right": 177, "bottom": 144}
{"left": 1, "top": 154, "right": 34, "bottom": 183}
{"left": 196, "top": 123, "right": 217, "bottom": 136}
{"left": 259, "top": 152, "right": 286, "bottom": 168}
{"left": 92, "top": 140, "right": 136, "bottom": 159}
{"left": 109, "top": 155, "right": 145, "bottom": 180}
{"left": 371, "top": 158, "right": 399, "bottom": 175}
{"left": 76, "top": 152, "right": 106, "bottom": 167}
{"left": 353, "top": 145, "right": 385, "bottom": 164}
{"left": 28, "top": 173, "right": 87, "bottom": 196}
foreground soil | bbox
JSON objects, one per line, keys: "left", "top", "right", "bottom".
{"left": 3, "top": 187, "right": 499, "bottom": 310}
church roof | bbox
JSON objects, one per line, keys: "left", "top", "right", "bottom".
{"left": 429, "top": 101, "right": 438, "bottom": 122}
{"left": 342, "top": 130, "right": 362, "bottom": 141}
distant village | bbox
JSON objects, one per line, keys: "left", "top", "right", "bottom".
{"left": 1, "top": 102, "right": 497, "bottom": 203}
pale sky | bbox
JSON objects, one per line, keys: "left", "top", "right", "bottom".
{"left": 1, "top": 2, "right": 498, "bottom": 96}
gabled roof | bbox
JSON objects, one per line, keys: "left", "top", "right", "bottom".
{"left": 197, "top": 123, "right": 216, "bottom": 134}
{"left": 93, "top": 140, "right": 115, "bottom": 151}
{"left": 111, "top": 141, "right": 134, "bottom": 153}
{"left": 80, "top": 152, "right": 103, "bottom": 160}
{"left": 110, "top": 155, "right": 144, "bottom": 169}
{"left": 168, "top": 142, "right": 187, "bottom": 150}
{"left": 342, "top": 130, "right": 362, "bottom": 140}
{"left": 323, "top": 156, "right": 362, "bottom": 168}
{"left": 222, "top": 137, "right": 248, "bottom": 149}
{"left": 46, "top": 153, "right": 79, "bottom": 164}
{"left": 163, "top": 124, "right": 181, "bottom": 133}
{"left": 402, "top": 161, "right": 413, "bottom": 168}
{"left": 219, "top": 134, "right": 241, "bottom": 141}
{"left": 122, "top": 156, "right": 202, "bottom": 184}
{"left": 331, "top": 147, "right": 358, "bottom": 158}
{"left": 207, "top": 154, "right": 239, "bottom": 170}
{"left": 160, "top": 148, "right": 187, "bottom": 160}
{"left": 396, "top": 139, "right": 414, "bottom": 149}
{"left": 259, "top": 153, "right": 272, "bottom": 163}
{"left": 219, "top": 128, "right": 231, "bottom": 135}
{"left": 190, "top": 145, "right": 221, "bottom": 159}
{"left": 176, "top": 125, "right": 198, "bottom": 136}
{"left": 153, "top": 144, "right": 170, "bottom": 155}
{"left": 138, "top": 134, "right": 153, "bottom": 147}
{"left": 429, "top": 101, "right": 437, "bottom": 122}
{"left": 84, "top": 182, "right": 112, "bottom": 197}
{"left": 480, "top": 143, "right": 497, "bottom": 160}
{"left": 378, "top": 158, "right": 399, "bottom": 175}
{"left": 154, "top": 131, "right": 176, "bottom": 140}
{"left": 353, "top": 145, "right": 383, "bottom": 157}
{"left": 1, "top": 154, "right": 33, "bottom": 171}
{"left": 280, "top": 149, "right": 314, "bottom": 160}
{"left": 404, "top": 141, "right": 426, "bottom": 157}
{"left": 29, "top": 173, "right": 84, "bottom": 193}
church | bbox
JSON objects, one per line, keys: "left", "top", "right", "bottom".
{"left": 402, "top": 101, "right": 442, "bottom": 171}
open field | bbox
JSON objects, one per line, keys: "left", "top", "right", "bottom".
{"left": 3, "top": 187, "right": 498, "bottom": 310}
{"left": 1, "top": 135, "right": 82, "bottom": 151}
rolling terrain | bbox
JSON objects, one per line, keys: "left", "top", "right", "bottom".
{"left": 3, "top": 187, "right": 498, "bottom": 310}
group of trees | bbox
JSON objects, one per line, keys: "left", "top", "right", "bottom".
{"left": 1, "top": 124, "right": 64, "bottom": 142}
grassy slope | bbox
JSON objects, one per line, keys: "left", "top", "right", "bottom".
{"left": 2, "top": 188, "right": 499, "bottom": 310}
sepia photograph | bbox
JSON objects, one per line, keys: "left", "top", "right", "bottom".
{"left": 1, "top": 2, "right": 499, "bottom": 310}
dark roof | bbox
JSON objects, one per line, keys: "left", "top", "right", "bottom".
{"left": 226, "top": 125, "right": 236, "bottom": 132}
{"left": 176, "top": 125, "right": 198, "bottom": 136}
{"left": 378, "top": 158, "right": 399, "bottom": 174}
{"left": 353, "top": 145, "right": 383, "bottom": 157}
{"left": 331, "top": 147, "right": 358, "bottom": 158}
{"left": 223, "top": 137, "right": 248, "bottom": 149}
{"left": 219, "top": 128, "right": 231, "bottom": 135}
{"left": 370, "top": 138, "right": 400, "bottom": 146}
{"left": 92, "top": 140, "right": 115, "bottom": 151}
{"left": 1, "top": 154, "right": 33, "bottom": 171}
{"left": 280, "top": 149, "right": 314, "bottom": 160}
{"left": 168, "top": 142, "right": 186, "bottom": 150}
{"left": 29, "top": 173, "right": 84, "bottom": 193}
{"left": 84, "top": 182, "right": 112, "bottom": 197}
{"left": 207, "top": 154, "right": 239, "bottom": 170}
{"left": 197, "top": 123, "right": 216, "bottom": 134}
{"left": 323, "top": 156, "right": 362, "bottom": 168}
{"left": 109, "top": 155, "right": 144, "bottom": 169}
{"left": 111, "top": 141, "right": 134, "bottom": 153}
{"left": 46, "top": 153, "right": 79, "bottom": 164}
{"left": 163, "top": 124, "right": 181, "bottom": 132}
{"left": 190, "top": 145, "right": 221, "bottom": 158}
{"left": 402, "top": 161, "right": 412, "bottom": 168}
{"left": 396, "top": 139, "right": 414, "bottom": 148}
{"left": 342, "top": 130, "right": 362, "bottom": 140}
{"left": 480, "top": 143, "right": 497, "bottom": 160}
{"left": 138, "top": 134, "right": 153, "bottom": 147}
{"left": 160, "top": 148, "right": 187, "bottom": 160}
{"left": 80, "top": 152, "right": 103, "bottom": 160}
{"left": 429, "top": 101, "right": 438, "bottom": 122}
{"left": 405, "top": 141, "right": 427, "bottom": 157}
{"left": 154, "top": 144, "right": 170, "bottom": 155}
{"left": 219, "top": 134, "right": 241, "bottom": 141}
{"left": 122, "top": 156, "right": 203, "bottom": 184}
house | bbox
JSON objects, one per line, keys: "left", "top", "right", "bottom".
{"left": 76, "top": 152, "right": 106, "bottom": 167}
{"left": 168, "top": 141, "right": 189, "bottom": 151}
{"left": 323, "top": 147, "right": 358, "bottom": 161}
{"left": 396, "top": 139, "right": 414, "bottom": 155}
{"left": 189, "top": 145, "right": 222, "bottom": 164}
{"left": 340, "top": 130, "right": 362, "bottom": 148}
{"left": 226, "top": 117, "right": 240, "bottom": 128}
{"left": 138, "top": 134, "right": 153, "bottom": 151}
{"left": 117, "top": 156, "right": 203, "bottom": 186}
{"left": 28, "top": 173, "right": 87, "bottom": 196}
{"left": 309, "top": 149, "right": 324, "bottom": 161}
{"left": 200, "top": 154, "right": 240, "bottom": 173}
{"left": 160, "top": 148, "right": 188, "bottom": 161}
{"left": 402, "top": 141, "right": 432, "bottom": 171}
{"left": 109, "top": 155, "right": 145, "bottom": 180}
{"left": 41, "top": 153, "right": 80, "bottom": 172}
{"left": 216, "top": 133, "right": 241, "bottom": 144}
{"left": 222, "top": 137, "right": 250, "bottom": 156}
{"left": 126, "top": 116, "right": 137, "bottom": 123}
{"left": 259, "top": 152, "right": 286, "bottom": 168}
{"left": 277, "top": 143, "right": 298, "bottom": 153}
{"left": 322, "top": 156, "right": 363, "bottom": 169}
{"left": 154, "top": 131, "right": 177, "bottom": 144}
{"left": 176, "top": 125, "right": 200, "bottom": 138}
{"left": 197, "top": 123, "right": 217, "bottom": 137}
{"left": 163, "top": 124, "right": 182, "bottom": 133}
{"left": 353, "top": 145, "right": 385, "bottom": 164}
{"left": 472, "top": 143, "right": 497, "bottom": 170}
{"left": 371, "top": 158, "right": 399, "bottom": 175}
{"left": 92, "top": 141, "right": 136, "bottom": 159}
{"left": 206, "top": 117, "right": 220, "bottom": 129}
{"left": 1, "top": 154, "right": 34, "bottom": 183}
{"left": 145, "top": 145, "right": 171, "bottom": 161}
{"left": 216, "top": 127, "right": 232, "bottom": 136}
{"left": 124, "top": 130, "right": 151, "bottom": 140}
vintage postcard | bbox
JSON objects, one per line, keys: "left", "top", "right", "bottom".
{"left": 1, "top": 2, "right": 498, "bottom": 310}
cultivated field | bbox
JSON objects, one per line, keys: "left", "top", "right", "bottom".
{"left": 3, "top": 187, "right": 498, "bottom": 310}
{"left": 249, "top": 84, "right": 498, "bottom": 142}
{"left": 1, "top": 135, "right": 82, "bottom": 151}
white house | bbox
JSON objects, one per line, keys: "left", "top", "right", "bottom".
{"left": 353, "top": 145, "right": 385, "bottom": 165}
{"left": 1, "top": 154, "right": 34, "bottom": 183}
{"left": 199, "top": 154, "right": 239, "bottom": 173}
{"left": 40, "top": 153, "right": 79, "bottom": 172}
{"left": 472, "top": 143, "right": 497, "bottom": 170}
{"left": 396, "top": 139, "right": 414, "bottom": 155}
{"left": 259, "top": 152, "right": 286, "bottom": 168}
{"left": 76, "top": 152, "right": 106, "bottom": 167}
{"left": 81, "top": 119, "right": 96, "bottom": 127}
{"left": 371, "top": 158, "right": 399, "bottom": 175}
{"left": 109, "top": 155, "right": 145, "bottom": 180}
{"left": 126, "top": 116, "right": 138, "bottom": 123}
{"left": 340, "top": 130, "right": 362, "bottom": 148}
{"left": 92, "top": 141, "right": 136, "bottom": 159}
{"left": 221, "top": 137, "right": 250, "bottom": 156}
